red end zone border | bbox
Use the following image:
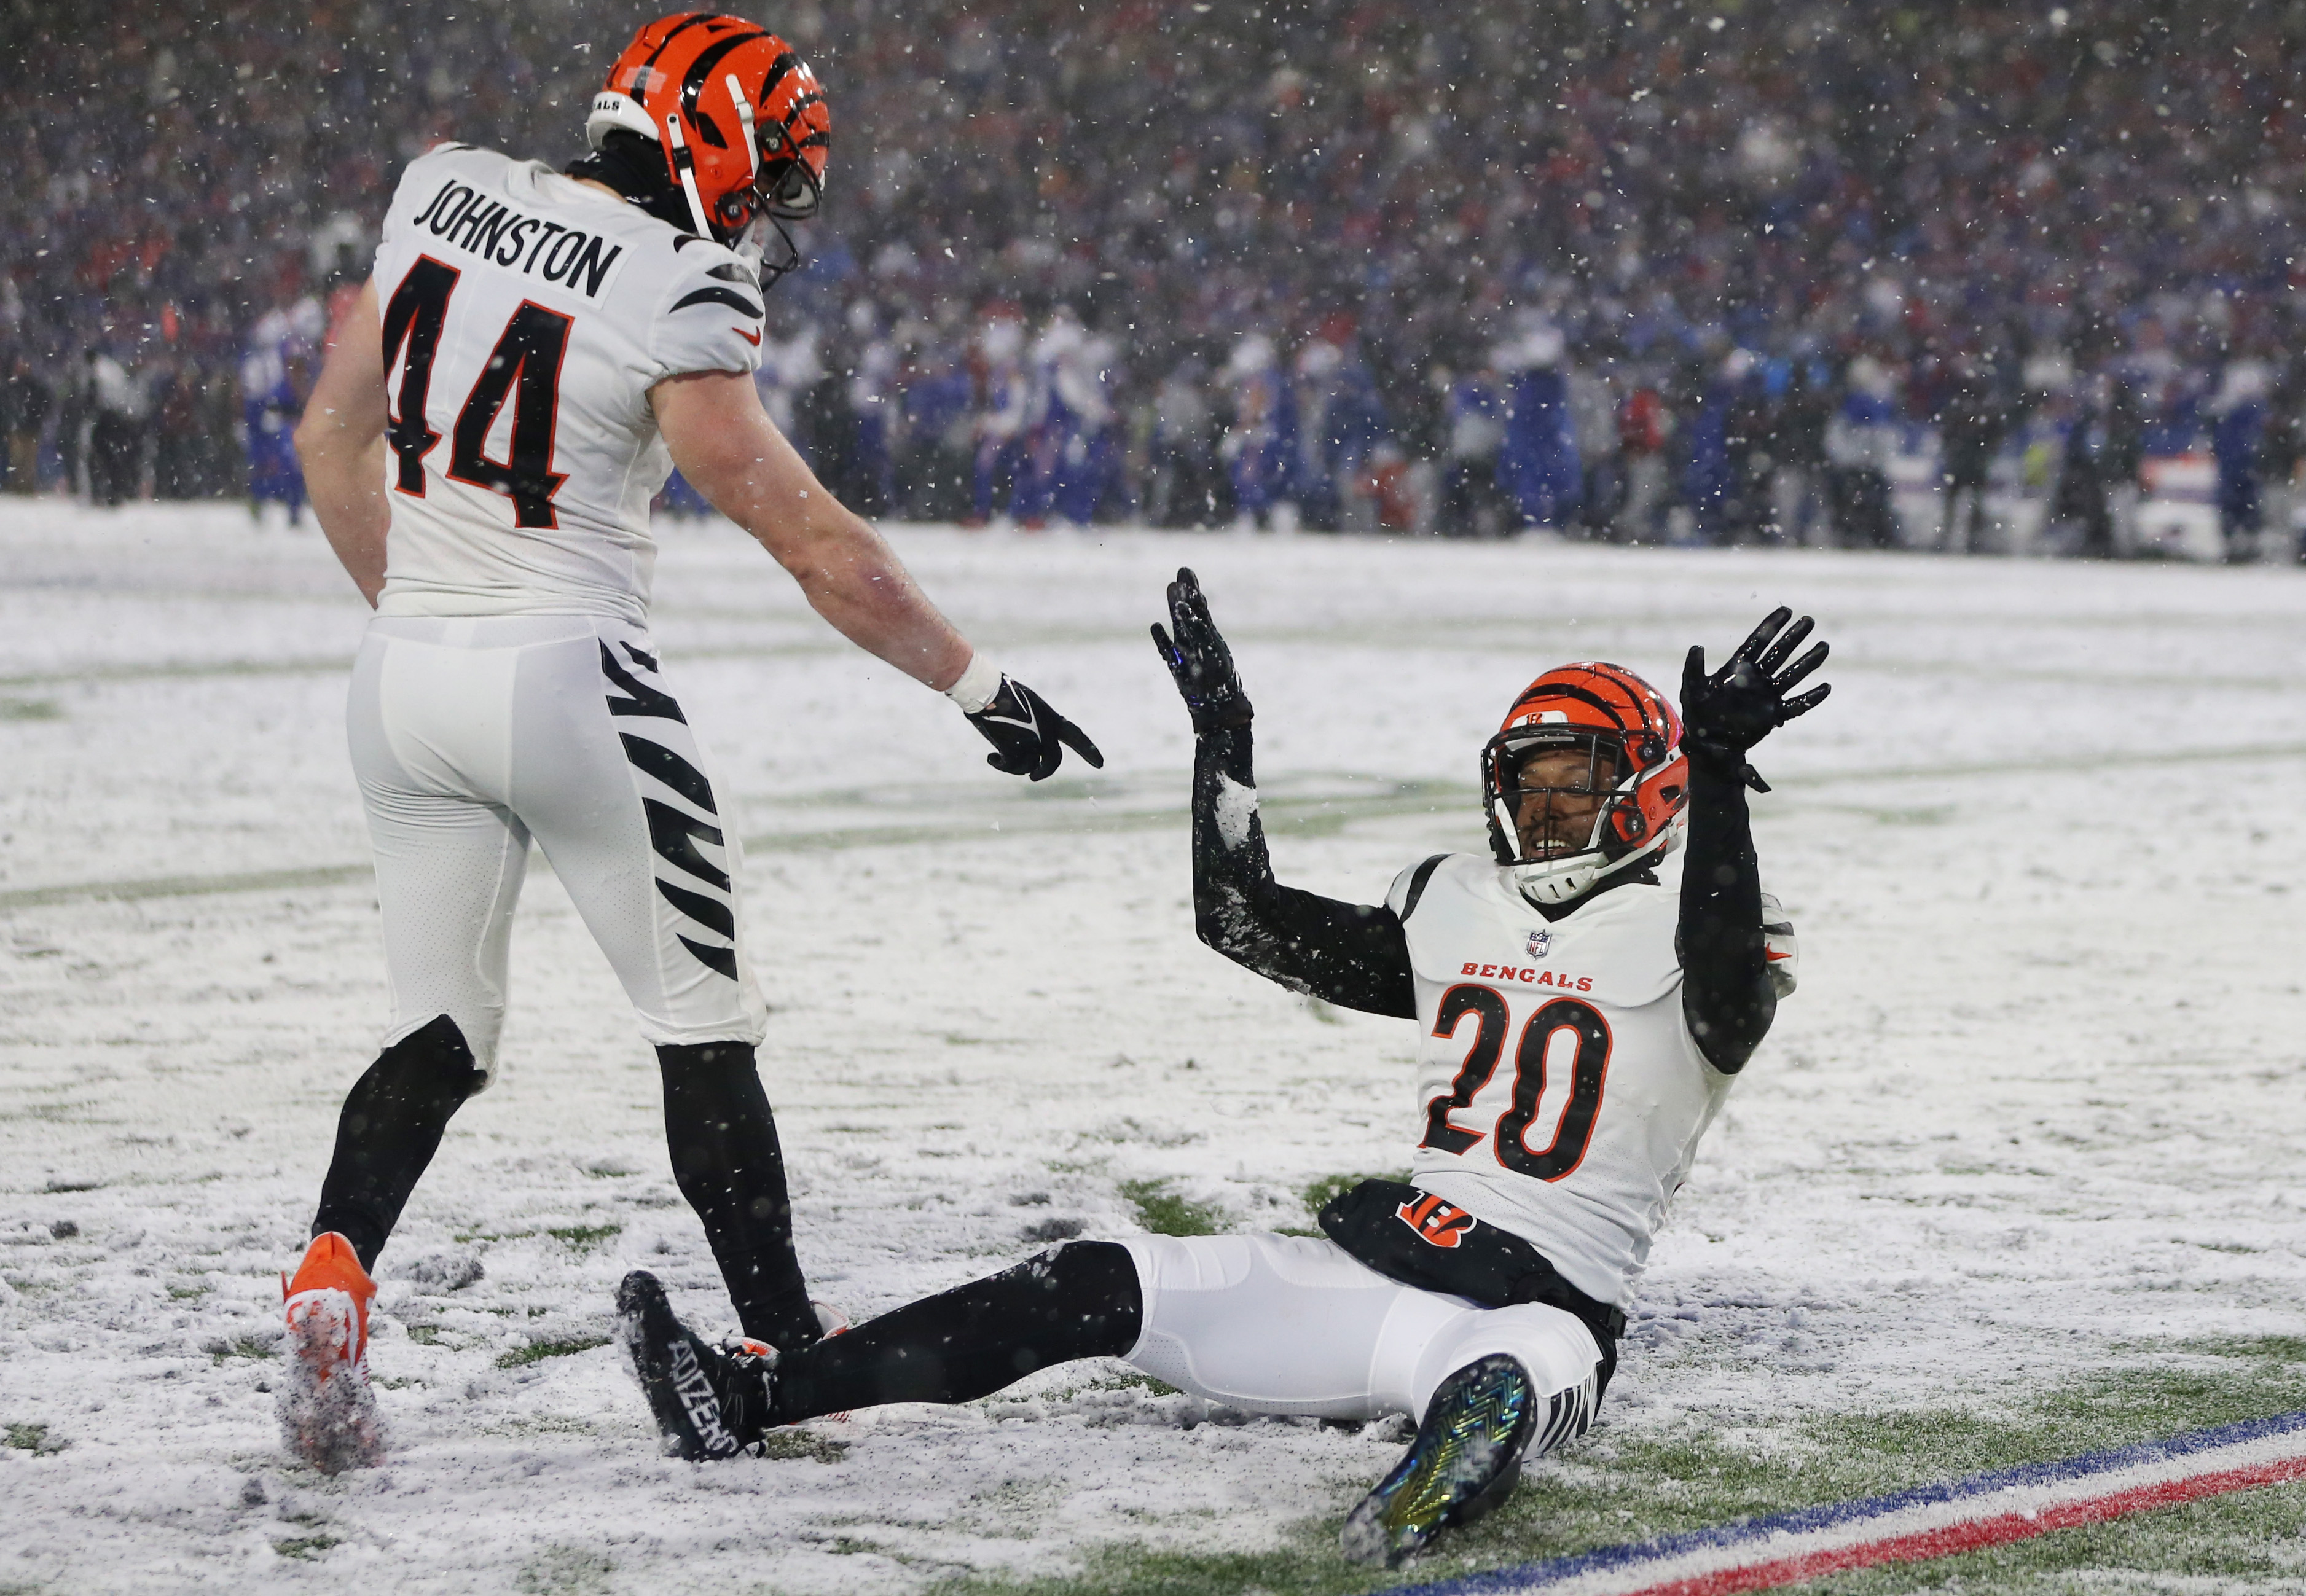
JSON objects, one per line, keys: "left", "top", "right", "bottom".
{"left": 1400, "top": 1410, "right": 2306, "bottom": 1596}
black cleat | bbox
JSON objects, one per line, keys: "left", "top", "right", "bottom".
{"left": 1340, "top": 1354, "right": 1542, "bottom": 1567}
{"left": 614, "top": 1270, "right": 773, "bottom": 1461}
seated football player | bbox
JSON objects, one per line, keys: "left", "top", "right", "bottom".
{"left": 616, "top": 571, "right": 1829, "bottom": 1568}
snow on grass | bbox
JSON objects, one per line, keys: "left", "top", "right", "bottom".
{"left": 2, "top": 504, "right": 2304, "bottom": 1592}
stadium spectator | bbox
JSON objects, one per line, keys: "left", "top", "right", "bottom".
{"left": 86, "top": 346, "right": 146, "bottom": 509}
{"left": 1937, "top": 361, "right": 2010, "bottom": 555}
{"left": 8, "top": 1, "right": 2304, "bottom": 560}
{"left": 2, "top": 354, "right": 49, "bottom": 493}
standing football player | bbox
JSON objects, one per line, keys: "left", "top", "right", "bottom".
{"left": 615, "top": 571, "right": 1827, "bottom": 1567}
{"left": 279, "top": 13, "right": 1100, "bottom": 1472}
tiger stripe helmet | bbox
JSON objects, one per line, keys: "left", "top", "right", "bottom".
{"left": 1480, "top": 662, "right": 1689, "bottom": 906}
{"left": 586, "top": 13, "right": 831, "bottom": 244}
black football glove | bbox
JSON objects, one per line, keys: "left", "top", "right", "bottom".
{"left": 1150, "top": 567, "right": 1254, "bottom": 732}
{"left": 1680, "top": 606, "right": 1832, "bottom": 793}
{"left": 966, "top": 675, "right": 1104, "bottom": 781}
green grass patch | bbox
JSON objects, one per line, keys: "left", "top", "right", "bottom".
{"left": 496, "top": 1334, "right": 612, "bottom": 1369}
{"left": 208, "top": 1334, "right": 277, "bottom": 1365}
{"left": 1299, "top": 1170, "right": 1411, "bottom": 1219}
{"left": 272, "top": 1535, "right": 340, "bottom": 1560}
{"left": 404, "top": 1324, "right": 447, "bottom": 1347}
{"left": 757, "top": 1428, "right": 852, "bottom": 1463}
{"left": 0, "top": 698, "right": 63, "bottom": 722}
{"left": 546, "top": 1222, "right": 622, "bottom": 1254}
{"left": 6, "top": 1422, "right": 63, "bottom": 1453}
{"left": 1119, "top": 1178, "right": 1226, "bottom": 1238}
{"left": 931, "top": 1335, "right": 2306, "bottom": 1596}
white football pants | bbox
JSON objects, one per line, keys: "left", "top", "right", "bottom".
{"left": 1120, "top": 1232, "right": 1603, "bottom": 1427}
{"left": 346, "top": 614, "right": 769, "bottom": 1081}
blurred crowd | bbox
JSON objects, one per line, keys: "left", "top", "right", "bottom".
{"left": 7, "top": 0, "right": 2306, "bottom": 559}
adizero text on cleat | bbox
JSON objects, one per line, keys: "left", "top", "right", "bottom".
{"left": 1340, "top": 1354, "right": 1539, "bottom": 1568}
{"left": 616, "top": 1270, "right": 771, "bottom": 1461}
{"left": 280, "top": 1231, "right": 384, "bottom": 1474}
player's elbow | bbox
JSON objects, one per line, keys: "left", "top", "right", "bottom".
{"left": 290, "top": 413, "right": 327, "bottom": 466}
{"left": 292, "top": 405, "right": 367, "bottom": 469}
{"left": 775, "top": 508, "right": 890, "bottom": 597}
{"left": 1685, "top": 980, "right": 1775, "bottom": 1074}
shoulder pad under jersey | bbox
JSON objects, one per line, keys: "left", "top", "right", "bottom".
{"left": 1760, "top": 891, "right": 1798, "bottom": 998}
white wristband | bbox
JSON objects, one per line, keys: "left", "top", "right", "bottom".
{"left": 943, "top": 653, "right": 1003, "bottom": 715}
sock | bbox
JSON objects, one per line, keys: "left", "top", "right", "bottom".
{"left": 657, "top": 1040, "right": 818, "bottom": 1349}
{"left": 310, "top": 1015, "right": 485, "bottom": 1270}
{"left": 770, "top": 1240, "right": 1142, "bottom": 1422}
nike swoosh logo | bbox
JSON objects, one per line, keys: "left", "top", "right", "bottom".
{"left": 1765, "top": 949, "right": 1792, "bottom": 961}
{"left": 733, "top": 326, "right": 761, "bottom": 346}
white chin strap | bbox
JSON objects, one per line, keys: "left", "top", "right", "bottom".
{"left": 1503, "top": 810, "right": 1685, "bottom": 909}
{"left": 731, "top": 216, "right": 769, "bottom": 275}
{"left": 661, "top": 112, "right": 717, "bottom": 238}
{"left": 1508, "top": 851, "right": 1611, "bottom": 907}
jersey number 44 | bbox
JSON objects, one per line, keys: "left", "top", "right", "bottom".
{"left": 383, "top": 256, "right": 572, "bottom": 528}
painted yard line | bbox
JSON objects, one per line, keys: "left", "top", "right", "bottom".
{"left": 1610, "top": 1456, "right": 2306, "bottom": 1596}
{"left": 7, "top": 743, "right": 2306, "bottom": 913}
{"left": 8, "top": 640, "right": 2305, "bottom": 695}
{"left": 1402, "top": 1410, "right": 2306, "bottom": 1596}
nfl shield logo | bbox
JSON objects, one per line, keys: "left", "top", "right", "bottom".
{"left": 1526, "top": 929, "right": 1551, "bottom": 960}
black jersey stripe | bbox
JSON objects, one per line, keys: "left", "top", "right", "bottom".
{"left": 1399, "top": 853, "right": 1449, "bottom": 921}
{"left": 669, "top": 284, "right": 764, "bottom": 318}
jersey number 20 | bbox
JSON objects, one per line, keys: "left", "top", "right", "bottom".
{"left": 1419, "top": 984, "right": 1612, "bottom": 1180}
{"left": 382, "top": 256, "right": 572, "bottom": 528}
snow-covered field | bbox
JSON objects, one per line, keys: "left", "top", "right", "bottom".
{"left": 2, "top": 503, "right": 2303, "bottom": 1594}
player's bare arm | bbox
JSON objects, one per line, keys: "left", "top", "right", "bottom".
{"left": 292, "top": 278, "right": 390, "bottom": 606}
{"left": 649, "top": 370, "right": 1094, "bottom": 777}
{"left": 654, "top": 368, "right": 966, "bottom": 687}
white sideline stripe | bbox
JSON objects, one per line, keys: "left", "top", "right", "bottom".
{"left": 1477, "top": 1423, "right": 2306, "bottom": 1596}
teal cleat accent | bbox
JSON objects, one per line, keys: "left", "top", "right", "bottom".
{"left": 1340, "top": 1354, "right": 1541, "bottom": 1568}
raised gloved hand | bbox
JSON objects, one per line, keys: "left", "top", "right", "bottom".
{"left": 1150, "top": 567, "right": 1254, "bottom": 732}
{"left": 1680, "top": 606, "right": 1832, "bottom": 792}
{"left": 966, "top": 675, "right": 1104, "bottom": 781}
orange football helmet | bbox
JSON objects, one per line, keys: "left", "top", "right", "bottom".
{"left": 1481, "top": 662, "right": 1689, "bottom": 904}
{"left": 586, "top": 13, "right": 831, "bottom": 253}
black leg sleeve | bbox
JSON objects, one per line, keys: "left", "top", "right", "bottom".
{"left": 657, "top": 1041, "right": 820, "bottom": 1351}
{"left": 768, "top": 1241, "right": 1142, "bottom": 1424}
{"left": 310, "top": 1014, "right": 485, "bottom": 1271}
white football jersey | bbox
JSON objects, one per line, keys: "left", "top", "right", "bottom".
{"left": 1386, "top": 855, "right": 1795, "bottom": 1310}
{"left": 368, "top": 144, "right": 766, "bottom": 625}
